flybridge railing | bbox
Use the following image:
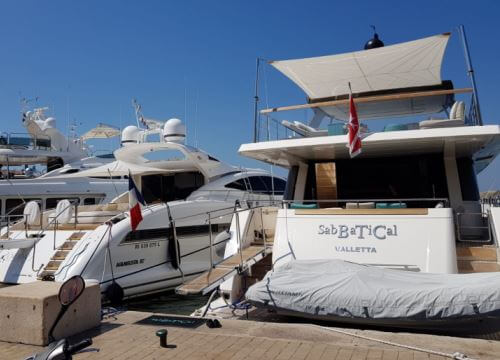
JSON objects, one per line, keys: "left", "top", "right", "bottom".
{"left": 0, "top": 132, "right": 52, "bottom": 150}
{"left": 256, "top": 116, "right": 297, "bottom": 142}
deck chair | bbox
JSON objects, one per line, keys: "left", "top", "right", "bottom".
{"left": 419, "top": 101, "right": 465, "bottom": 129}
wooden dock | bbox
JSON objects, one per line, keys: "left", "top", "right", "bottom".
{"left": 2, "top": 310, "right": 499, "bottom": 359}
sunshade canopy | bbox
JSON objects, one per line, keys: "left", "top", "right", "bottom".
{"left": 81, "top": 123, "right": 120, "bottom": 140}
{"left": 271, "top": 33, "right": 451, "bottom": 100}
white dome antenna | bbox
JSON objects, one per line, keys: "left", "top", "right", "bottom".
{"left": 163, "top": 118, "right": 186, "bottom": 144}
{"left": 121, "top": 125, "right": 140, "bottom": 146}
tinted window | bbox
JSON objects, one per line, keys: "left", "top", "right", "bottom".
{"left": 260, "top": 176, "right": 286, "bottom": 195}
{"left": 84, "top": 198, "right": 97, "bottom": 205}
{"left": 457, "top": 157, "right": 480, "bottom": 201}
{"left": 225, "top": 179, "right": 247, "bottom": 191}
{"left": 46, "top": 198, "right": 71, "bottom": 210}
{"left": 248, "top": 177, "right": 268, "bottom": 193}
{"left": 6, "top": 198, "right": 41, "bottom": 216}
{"left": 142, "top": 172, "right": 204, "bottom": 203}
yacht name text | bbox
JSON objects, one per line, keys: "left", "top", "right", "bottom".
{"left": 317, "top": 224, "right": 398, "bottom": 240}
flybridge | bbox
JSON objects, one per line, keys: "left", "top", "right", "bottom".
{"left": 252, "top": 27, "right": 484, "bottom": 144}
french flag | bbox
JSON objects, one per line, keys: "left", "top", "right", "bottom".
{"left": 346, "top": 83, "right": 362, "bottom": 158}
{"left": 129, "top": 176, "right": 145, "bottom": 231}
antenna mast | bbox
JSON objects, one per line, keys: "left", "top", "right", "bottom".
{"left": 253, "top": 58, "right": 261, "bottom": 143}
{"left": 458, "top": 25, "right": 482, "bottom": 126}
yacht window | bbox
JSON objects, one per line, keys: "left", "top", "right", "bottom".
{"left": 457, "top": 157, "right": 480, "bottom": 201}
{"left": 90, "top": 176, "right": 123, "bottom": 179}
{"left": 225, "top": 179, "right": 247, "bottom": 191}
{"left": 248, "top": 176, "right": 269, "bottom": 193}
{"left": 83, "top": 197, "right": 101, "bottom": 205}
{"left": 145, "top": 133, "right": 161, "bottom": 143}
{"left": 284, "top": 166, "right": 299, "bottom": 201}
{"left": 6, "top": 198, "right": 41, "bottom": 216}
{"left": 141, "top": 172, "right": 204, "bottom": 204}
{"left": 45, "top": 198, "right": 71, "bottom": 210}
{"left": 61, "top": 168, "right": 80, "bottom": 174}
{"left": 303, "top": 154, "right": 448, "bottom": 208}
{"left": 96, "top": 153, "right": 115, "bottom": 159}
{"left": 260, "top": 176, "right": 286, "bottom": 195}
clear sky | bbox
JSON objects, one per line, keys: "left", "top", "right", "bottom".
{"left": 0, "top": 1, "right": 498, "bottom": 190}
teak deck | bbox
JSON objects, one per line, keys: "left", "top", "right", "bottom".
{"left": 295, "top": 208, "right": 429, "bottom": 215}
{"left": 177, "top": 246, "right": 267, "bottom": 295}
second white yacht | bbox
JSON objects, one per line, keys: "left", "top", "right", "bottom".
{"left": 0, "top": 118, "right": 285, "bottom": 302}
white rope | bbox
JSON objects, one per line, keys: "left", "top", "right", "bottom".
{"left": 310, "top": 324, "right": 476, "bottom": 360}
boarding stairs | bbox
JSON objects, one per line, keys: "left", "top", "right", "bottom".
{"left": 177, "top": 227, "right": 274, "bottom": 296}
{"left": 37, "top": 230, "right": 88, "bottom": 280}
{"left": 456, "top": 208, "right": 500, "bottom": 273}
{"left": 457, "top": 245, "right": 500, "bottom": 273}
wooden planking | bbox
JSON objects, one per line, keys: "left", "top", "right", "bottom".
{"left": 177, "top": 246, "right": 267, "bottom": 295}
{"left": 178, "top": 268, "right": 236, "bottom": 293}
{"left": 458, "top": 260, "right": 500, "bottom": 273}
{"left": 315, "top": 163, "right": 337, "bottom": 209}
{"left": 456, "top": 246, "right": 497, "bottom": 261}
{"left": 295, "top": 208, "right": 429, "bottom": 215}
{"left": 218, "top": 246, "right": 266, "bottom": 268}
{"left": 260, "top": 88, "right": 473, "bottom": 114}
{"left": 51, "top": 224, "right": 100, "bottom": 231}
{"left": 68, "top": 231, "right": 86, "bottom": 240}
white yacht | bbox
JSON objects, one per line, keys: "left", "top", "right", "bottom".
{"left": 181, "top": 30, "right": 500, "bottom": 329}
{"left": 0, "top": 107, "right": 126, "bottom": 220}
{"left": 0, "top": 106, "right": 117, "bottom": 175}
{"left": 0, "top": 118, "right": 285, "bottom": 302}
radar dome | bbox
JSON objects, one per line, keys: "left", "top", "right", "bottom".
{"left": 121, "top": 125, "right": 140, "bottom": 146}
{"left": 163, "top": 118, "right": 186, "bottom": 144}
{"left": 364, "top": 26, "right": 384, "bottom": 50}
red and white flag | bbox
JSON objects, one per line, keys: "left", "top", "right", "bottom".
{"left": 346, "top": 86, "right": 362, "bottom": 158}
{"left": 128, "top": 175, "right": 145, "bottom": 231}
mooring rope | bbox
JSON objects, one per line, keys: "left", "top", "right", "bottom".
{"left": 311, "top": 324, "right": 476, "bottom": 360}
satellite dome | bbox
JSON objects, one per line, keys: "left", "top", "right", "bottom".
{"left": 121, "top": 125, "right": 140, "bottom": 146}
{"left": 163, "top": 118, "right": 186, "bottom": 144}
{"left": 364, "top": 26, "right": 384, "bottom": 50}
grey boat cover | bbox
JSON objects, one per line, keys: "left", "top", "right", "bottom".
{"left": 246, "top": 259, "right": 500, "bottom": 322}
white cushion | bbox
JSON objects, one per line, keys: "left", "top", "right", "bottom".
{"left": 23, "top": 201, "right": 41, "bottom": 226}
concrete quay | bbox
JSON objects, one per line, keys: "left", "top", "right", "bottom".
{"left": 1, "top": 310, "right": 500, "bottom": 360}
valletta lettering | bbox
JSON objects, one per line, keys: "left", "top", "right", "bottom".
{"left": 335, "top": 246, "right": 376, "bottom": 253}
{"left": 318, "top": 224, "right": 398, "bottom": 240}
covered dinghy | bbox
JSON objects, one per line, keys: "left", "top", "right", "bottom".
{"left": 246, "top": 259, "right": 500, "bottom": 329}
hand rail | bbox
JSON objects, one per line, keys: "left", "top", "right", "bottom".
{"left": 456, "top": 212, "right": 492, "bottom": 243}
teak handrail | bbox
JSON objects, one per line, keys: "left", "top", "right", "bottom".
{"left": 260, "top": 88, "right": 472, "bottom": 114}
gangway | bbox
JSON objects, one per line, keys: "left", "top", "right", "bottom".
{"left": 176, "top": 205, "right": 277, "bottom": 296}
{"left": 176, "top": 245, "right": 271, "bottom": 295}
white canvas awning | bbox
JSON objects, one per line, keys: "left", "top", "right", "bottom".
{"left": 271, "top": 33, "right": 450, "bottom": 100}
{"left": 81, "top": 123, "right": 120, "bottom": 140}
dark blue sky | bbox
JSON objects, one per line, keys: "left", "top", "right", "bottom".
{"left": 0, "top": 1, "right": 498, "bottom": 189}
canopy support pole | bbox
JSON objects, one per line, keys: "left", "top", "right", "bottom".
{"left": 458, "top": 24, "right": 482, "bottom": 126}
